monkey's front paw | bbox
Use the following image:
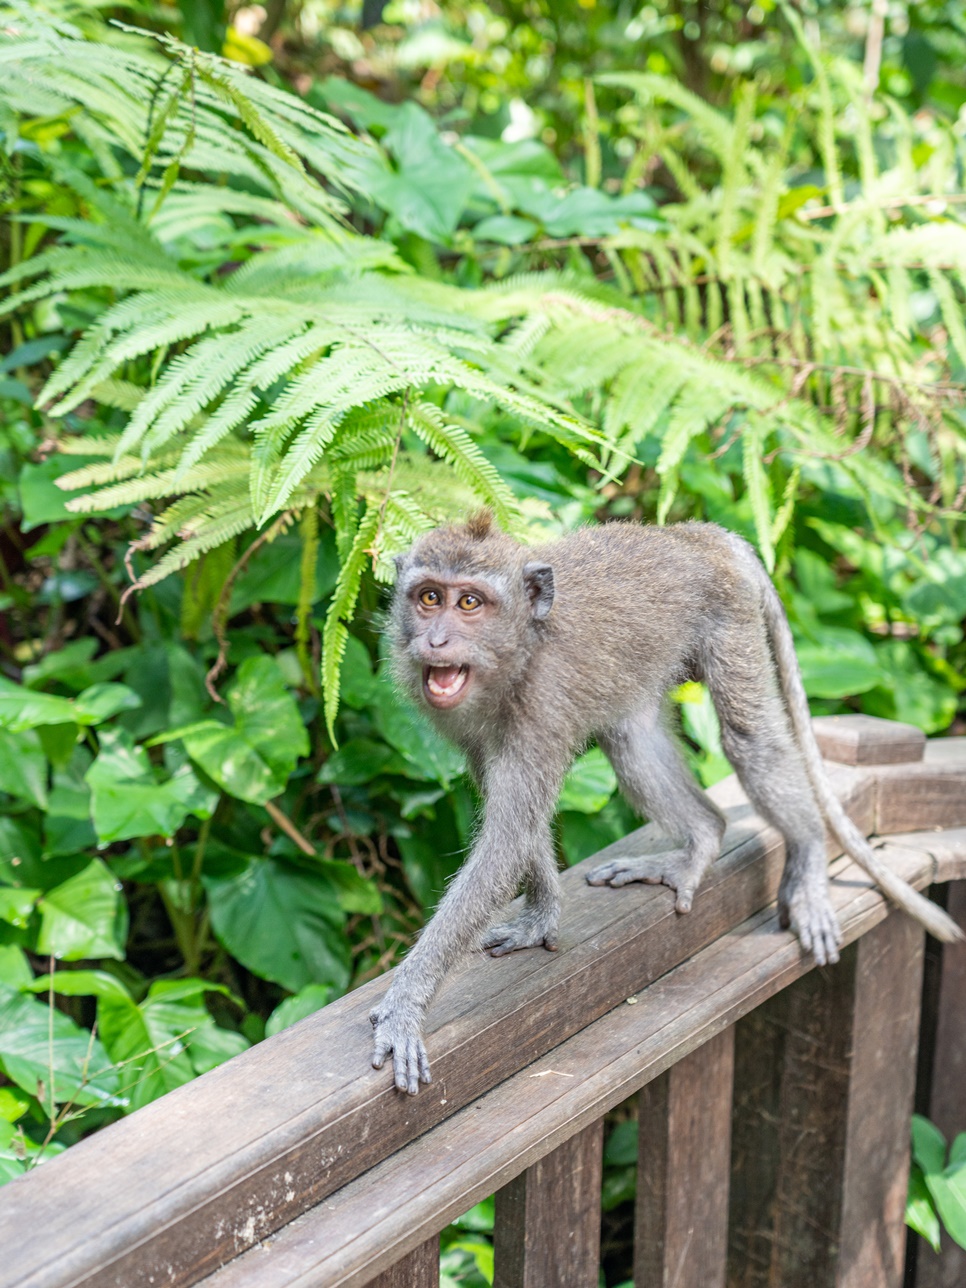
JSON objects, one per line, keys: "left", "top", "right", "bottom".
{"left": 780, "top": 887, "right": 842, "bottom": 967}
{"left": 481, "top": 912, "right": 559, "bottom": 957}
{"left": 586, "top": 850, "right": 700, "bottom": 913}
{"left": 369, "top": 1002, "right": 432, "bottom": 1096}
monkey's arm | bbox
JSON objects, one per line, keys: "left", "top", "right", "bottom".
{"left": 370, "top": 757, "right": 559, "bottom": 1094}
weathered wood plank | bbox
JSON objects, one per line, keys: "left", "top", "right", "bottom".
{"left": 728, "top": 909, "right": 924, "bottom": 1288}
{"left": 493, "top": 1119, "right": 603, "bottom": 1288}
{"left": 635, "top": 1026, "right": 735, "bottom": 1288}
{"left": 198, "top": 843, "right": 938, "bottom": 1288}
{"left": 838, "top": 913, "right": 924, "bottom": 1286}
{"left": 914, "top": 880, "right": 966, "bottom": 1288}
{"left": 0, "top": 763, "right": 875, "bottom": 1288}
{"left": 873, "top": 739, "right": 966, "bottom": 833}
{"left": 364, "top": 1237, "right": 439, "bottom": 1288}
{"left": 885, "top": 828, "right": 966, "bottom": 886}
{"left": 812, "top": 714, "right": 926, "bottom": 765}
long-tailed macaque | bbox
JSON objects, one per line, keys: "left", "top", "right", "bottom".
{"left": 370, "top": 512, "right": 962, "bottom": 1093}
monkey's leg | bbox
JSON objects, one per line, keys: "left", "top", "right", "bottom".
{"left": 480, "top": 832, "right": 561, "bottom": 956}
{"left": 370, "top": 756, "right": 561, "bottom": 1093}
{"left": 587, "top": 708, "right": 725, "bottom": 913}
{"left": 718, "top": 714, "right": 841, "bottom": 966}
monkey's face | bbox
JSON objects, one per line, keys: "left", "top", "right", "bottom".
{"left": 400, "top": 577, "right": 504, "bottom": 711}
{"left": 390, "top": 553, "right": 555, "bottom": 714}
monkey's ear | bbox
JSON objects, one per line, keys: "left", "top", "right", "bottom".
{"left": 523, "top": 562, "right": 554, "bottom": 620}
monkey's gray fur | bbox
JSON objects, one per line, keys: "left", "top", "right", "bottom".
{"left": 370, "top": 513, "right": 963, "bottom": 1094}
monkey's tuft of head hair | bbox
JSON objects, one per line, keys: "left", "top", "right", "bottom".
{"left": 464, "top": 508, "right": 495, "bottom": 542}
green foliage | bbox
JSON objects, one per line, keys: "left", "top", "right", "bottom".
{"left": 0, "top": 0, "right": 965, "bottom": 1211}
{"left": 907, "top": 1115, "right": 966, "bottom": 1253}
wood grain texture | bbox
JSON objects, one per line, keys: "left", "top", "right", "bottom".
{"left": 812, "top": 715, "right": 926, "bottom": 766}
{"left": 915, "top": 881, "right": 966, "bottom": 1288}
{"left": 493, "top": 1119, "right": 603, "bottom": 1288}
{"left": 364, "top": 1237, "right": 438, "bottom": 1288}
{"left": 2, "top": 735, "right": 960, "bottom": 1288}
{"left": 728, "top": 912, "right": 924, "bottom": 1288}
{"left": 838, "top": 913, "right": 924, "bottom": 1288}
{"left": 635, "top": 1026, "right": 735, "bottom": 1288}
{"left": 1, "top": 775, "right": 871, "bottom": 1288}
{"left": 198, "top": 844, "right": 936, "bottom": 1288}
{"left": 873, "top": 739, "right": 966, "bottom": 833}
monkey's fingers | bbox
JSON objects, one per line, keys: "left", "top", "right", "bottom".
{"left": 393, "top": 1037, "right": 431, "bottom": 1096}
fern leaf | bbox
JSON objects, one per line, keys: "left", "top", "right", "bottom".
{"left": 322, "top": 503, "right": 380, "bottom": 742}
{"left": 407, "top": 401, "right": 516, "bottom": 525}
{"left": 742, "top": 419, "right": 775, "bottom": 573}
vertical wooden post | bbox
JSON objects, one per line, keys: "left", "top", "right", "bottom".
{"left": 915, "top": 880, "right": 966, "bottom": 1288}
{"left": 493, "top": 1119, "right": 604, "bottom": 1288}
{"left": 366, "top": 1235, "right": 439, "bottom": 1287}
{"left": 635, "top": 1025, "right": 735, "bottom": 1288}
{"left": 728, "top": 912, "right": 925, "bottom": 1288}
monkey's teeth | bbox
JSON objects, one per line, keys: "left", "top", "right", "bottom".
{"left": 426, "top": 665, "right": 468, "bottom": 697}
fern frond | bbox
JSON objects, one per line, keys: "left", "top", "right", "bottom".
{"left": 407, "top": 401, "right": 517, "bottom": 525}
{"left": 322, "top": 503, "right": 380, "bottom": 742}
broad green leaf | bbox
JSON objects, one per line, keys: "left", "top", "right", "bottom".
{"left": 0, "top": 729, "right": 47, "bottom": 808}
{"left": 928, "top": 1163, "right": 966, "bottom": 1251}
{"left": 180, "top": 655, "right": 309, "bottom": 805}
{"left": 44, "top": 777, "right": 97, "bottom": 858}
{"left": 558, "top": 802, "right": 633, "bottom": 867}
{"left": 318, "top": 858, "right": 382, "bottom": 916}
{"left": 472, "top": 215, "right": 538, "bottom": 245}
{"left": 912, "top": 1114, "right": 947, "bottom": 1174}
{"left": 0, "top": 1118, "right": 66, "bottom": 1187}
{"left": 36, "top": 860, "right": 126, "bottom": 961}
{"left": 0, "top": 887, "right": 40, "bottom": 929}
{"left": 0, "top": 678, "right": 139, "bottom": 731}
{"left": 0, "top": 1087, "right": 30, "bottom": 1123}
{"left": 558, "top": 747, "right": 618, "bottom": 814}
{"left": 203, "top": 851, "right": 350, "bottom": 994}
{"left": 796, "top": 633, "right": 882, "bottom": 699}
{"left": 0, "top": 982, "right": 124, "bottom": 1110}
{"left": 86, "top": 729, "right": 217, "bottom": 843}
{"left": 340, "top": 634, "right": 379, "bottom": 709}
{"left": 21, "top": 638, "right": 98, "bottom": 691}
{"left": 862, "top": 640, "right": 958, "bottom": 734}
{"left": 317, "top": 738, "right": 407, "bottom": 786}
{"left": 0, "top": 1122, "right": 27, "bottom": 1185}
{"left": 96, "top": 988, "right": 197, "bottom": 1112}
{"left": 27, "top": 970, "right": 132, "bottom": 1002}
{"left": 0, "top": 680, "right": 81, "bottom": 732}
{"left": 906, "top": 1165, "right": 942, "bottom": 1253}
{"left": 229, "top": 530, "right": 339, "bottom": 614}
{"left": 0, "top": 946, "right": 32, "bottom": 989}
{"left": 72, "top": 683, "right": 142, "bottom": 724}
{"left": 372, "top": 691, "right": 465, "bottom": 788}
{"left": 95, "top": 978, "right": 244, "bottom": 1111}
{"left": 265, "top": 983, "right": 332, "bottom": 1038}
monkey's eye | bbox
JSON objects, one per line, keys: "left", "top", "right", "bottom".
{"left": 418, "top": 589, "right": 441, "bottom": 607}
{"left": 457, "top": 593, "right": 481, "bottom": 611}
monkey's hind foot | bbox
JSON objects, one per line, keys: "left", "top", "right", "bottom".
{"left": 481, "top": 911, "right": 559, "bottom": 958}
{"left": 586, "top": 849, "right": 704, "bottom": 914}
{"left": 779, "top": 885, "right": 842, "bottom": 967}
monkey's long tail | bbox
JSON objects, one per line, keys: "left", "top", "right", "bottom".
{"left": 736, "top": 539, "right": 964, "bottom": 945}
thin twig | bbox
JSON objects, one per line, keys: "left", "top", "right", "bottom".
{"left": 264, "top": 799, "right": 315, "bottom": 855}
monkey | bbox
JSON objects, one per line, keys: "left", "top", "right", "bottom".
{"left": 369, "top": 512, "right": 963, "bottom": 1094}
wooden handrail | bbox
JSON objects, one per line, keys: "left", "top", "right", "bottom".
{"left": 2, "top": 717, "right": 965, "bottom": 1288}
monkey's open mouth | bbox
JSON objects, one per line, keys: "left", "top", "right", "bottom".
{"left": 423, "top": 664, "right": 470, "bottom": 708}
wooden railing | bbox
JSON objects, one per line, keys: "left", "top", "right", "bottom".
{"left": 3, "top": 715, "right": 965, "bottom": 1288}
